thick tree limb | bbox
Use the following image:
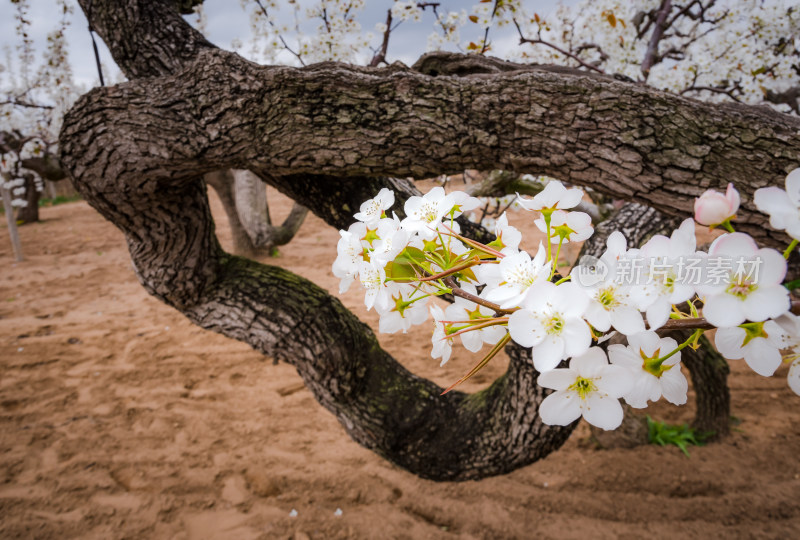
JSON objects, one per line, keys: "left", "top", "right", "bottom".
{"left": 61, "top": 48, "right": 800, "bottom": 247}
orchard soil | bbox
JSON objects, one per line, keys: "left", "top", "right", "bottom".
{"left": 2, "top": 183, "right": 800, "bottom": 539}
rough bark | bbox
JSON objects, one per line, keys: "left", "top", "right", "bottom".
{"left": 60, "top": 46, "right": 800, "bottom": 247}
{"left": 675, "top": 334, "right": 730, "bottom": 440}
{"left": 60, "top": 0, "right": 794, "bottom": 480}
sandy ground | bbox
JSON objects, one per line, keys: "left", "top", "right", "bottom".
{"left": 2, "top": 185, "right": 800, "bottom": 539}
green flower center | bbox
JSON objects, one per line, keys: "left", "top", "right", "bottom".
{"left": 726, "top": 277, "right": 757, "bottom": 299}
{"left": 545, "top": 314, "right": 564, "bottom": 335}
{"left": 597, "top": 287, "right": 619, "bottom": 309}
{"left": 568, "top": 376, "right": 597, "bottom": 400}
{"left": 640, "top": 348, "right": 673, "bottom": 378}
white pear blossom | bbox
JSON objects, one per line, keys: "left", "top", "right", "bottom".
{"left": 376, "top": 283, "right": 430, "bottom": 334}
{"left": 537, "top": 347, "right": 634, "bottom": 430}
{"left": 489, "top": 212, "right": 521, "bottom": 255}
{"left": 401, "top": 186, "right": 456, "bottom": 240}
{"left": 694, "top": 183, "right": 740, "bottom": 227}
{"left": 753, "top": 168, "right": 800, "bottom": 239}
{"left": 480, "top": 244, "right": 552, "bottom": 309}
{"left": 715, "top": 321, "right": 787, "bottom": 377}
{"left": 430, "top": 304, "right": 452, "bottom": 366}
{"left": 353, "top": 187, "right": 394, "bottom": 226}
{"left": 535, "top": 210, "right": 594, "bottom": 243}
{"left": 332, "top": 223, "right": 368, "bottom": 293}
{"left": 508, "top": 281, "right": 591, "bottom": 372}
{"left": 516, "top": 180, "right": 583, "bottom": 211}
{"left": 697, "top": 233, "right": 790, "bottom": 328}
{"left": 630, "top": 218, "right": 698, "bottom": 330}
{"left": 370, "top": 217, "right": 409, "bottom": 267}
{"left": 358, "top": 260, "right": 390, "bottom": 311}
{"left": 572, "top": 231, "right": 645, "bottom": 336}
{"left": 774, "top": 313, "right": 800, "bottom": 396}
{"left": 609, "top": 331, "right": 689, "bottom": 408}
{"left": 448, "top": 191, "right": 481, "bottom": 218}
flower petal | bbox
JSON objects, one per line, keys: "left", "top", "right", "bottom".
{"left": 646, "top": 299, "right": 671, "bottom": 331}
{"left": 608, "top": 306, "right": 645, "bottom": 335}
{"left": 594, "top": 364, "right": 634, "bottom": 398}
{"left": 785, "top": 168, "right": 800, "bottom": 207}
{"left": 703, "top": 294, "right": 746, "bottom": 328}
{"left": 788, "top": 359, "right": 800, "bottom": 396}
{"left": 743, "top": 338, "right": 782, "bottom": 377}
{"left": 659, "top": 366, "right": 689, "bottom": 405}
{"left": 569, "top": 346, "right": 608, "bottom": 377}
{"left": 562, "top": 319, "right": 592, "bottom": 358}
{"left": 582, "top": 393, "right": 624, "bottom": 430}
{"left": 754, "top": 247, "right": 788, "bottom": 286}
{"left": 508, "top": 310, "right": 546, "bottom": 348}
{"left": 742, "top": 285, "right": 790, "bottom": 322}
{"left": 714, "top": 326, "right": 746, "bottom": 359}
{"left": 538, "top": 368, "right": 577, "bottom": 391}
{"left": 538, "top": 390, "right": 582, "bottom": 426}
{"left": 532, "top": 336, "right": 566, "bottom": 372}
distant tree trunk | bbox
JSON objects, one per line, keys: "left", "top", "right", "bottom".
{"left": 16, "top": 174, "right": 40, "bottom": 224}
{"left": 204, "top": 169, "right": 259, "bottom": 257}
{"left": 205, "top": 169, "right": 308, "bottom": 257}
{"left": 2, "top": 184, "right": 24, "bottom": 261}
{"left": 677, "top": 334, "right": 730, "bottom": 440}
{"left": 58, "top": 0, "right": 798, "bottom": 480}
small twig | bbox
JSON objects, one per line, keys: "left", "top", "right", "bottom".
{"left": 253, "top": 0, "right": 306, "bottom": 66}
{"left": 442, "top": 277, "right": 515, "bottom": 315}
{"left": 641, "top": 0, "right": 672, "bottom": 79}
{"left": 0, "top": 98, "right": 54, "bottom": 110}
{"left": 513, "top": 19, "right": 605, "bottom": 74}
{"left": 87, "top": 0, "right": 105, "bottom": 86}
{"left": 479, "top": 0, "right": 501, "bottom": 54}
{"left": 369, "top": 9, "right": 393, "bottom": 67}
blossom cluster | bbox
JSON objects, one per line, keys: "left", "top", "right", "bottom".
{"left": 334, "top": 171, "right": 800, "bottom": 431}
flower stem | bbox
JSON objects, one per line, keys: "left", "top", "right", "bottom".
{"left": 545, "top": 213, "right": 553, "bottom": 264}
{"left": 549, "top": 237, "right": 564, "bottom": 280}
{"left": 656, "top": 328, "right": 703, "bottom": 364}
{"left": 784, "top": 239, "right": 798, "bottom": 260}
{"left": 440, "top": 222, "right": 505, "bottom": 259}
{"left": 445, "top": 318, "right": 509, "bottom": 340}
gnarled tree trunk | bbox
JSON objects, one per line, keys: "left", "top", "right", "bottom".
{"left": 58, "top": 0, "right": 800, "bottom": 481}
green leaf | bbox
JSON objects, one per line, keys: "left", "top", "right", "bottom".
{"left": 384, "top": 261, "right": 417, "bottom": 281}
{"left": 646, "top": 416, "right": 712, "bottom": 457}
{"left": 394, "top": 246, "right": 427, "bottom": 266}
{"left": 784, "top": 278, "right": 800, "bottom": 291}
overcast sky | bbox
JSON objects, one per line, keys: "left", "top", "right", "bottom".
{"left": 0, "top": 0, "right": 577, "bottom": 90}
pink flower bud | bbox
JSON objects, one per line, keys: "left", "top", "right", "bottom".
{"left": 694, "top": 183, "right": 740, "bottom": 227}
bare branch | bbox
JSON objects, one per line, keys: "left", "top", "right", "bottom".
{"left": 513, "top": 19, "right": 605, "bottom": 74}
{"left": 641, "top": 0, "right": 672, "bottom": 80}
{"left": 369, "top": 9, "right": 393, "bottom": 67}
